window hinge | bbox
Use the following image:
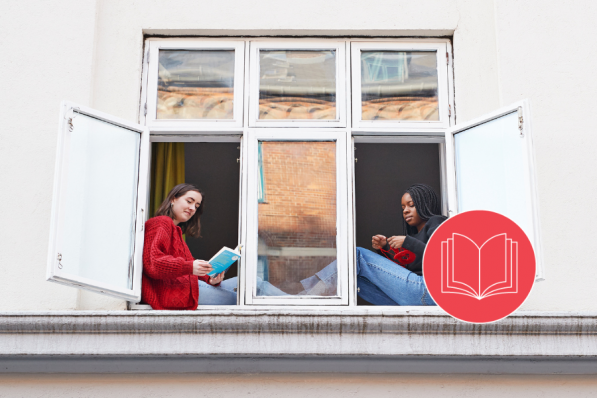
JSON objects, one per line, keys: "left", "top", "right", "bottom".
{"left": 517, "top": 107, "right": 524, "bottom": 137}
{"left": 448, "top": 104, "right": 452, "bottom": 118}
{"left": 57, "top": 253, "right": 63, "bottom": 269}
{"left": 446, "top": 52, "right": 449, "bottom": 65}
{"left": 145, "top": 47, "right": 150, "bottom": 64}
{"left": 144, "top": 103, "right": 147, "bottom": 116}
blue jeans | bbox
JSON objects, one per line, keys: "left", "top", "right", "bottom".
{"left": 198, "top": 276, "right": 289, "bottom": 305}
{"left": 355, "top": 247, "right": 435, "bottom": 306}
{"left": 198, "top": 247, "right": 435, "bottom": 306}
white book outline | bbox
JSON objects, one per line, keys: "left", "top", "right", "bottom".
{"left": 441, "top": 233, "right": 518, "bottom": 300}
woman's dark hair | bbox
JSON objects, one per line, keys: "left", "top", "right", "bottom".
{"left": 155, "top": 183, "right": 204, "bottom": 238}
{"left": 402, "top": 183, "right": 441, "bottom": 236}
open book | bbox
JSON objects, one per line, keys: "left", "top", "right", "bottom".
{"left": 441, "top": 233, "right": 518, "bottom": 299}
{"left": 207, "top": 245, "right": 242, "bottom": 276}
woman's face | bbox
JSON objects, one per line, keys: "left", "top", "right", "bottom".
{"left": 171, "top": 191, "right": 202, "bottom": 224}
{"left": 401, "top": 192, "right": 424, "bottom": 228}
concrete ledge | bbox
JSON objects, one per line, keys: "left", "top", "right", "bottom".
{"left": 1, "top": 310, "right": 597, "bottom": 366}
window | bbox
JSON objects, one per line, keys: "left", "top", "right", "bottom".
{"left": 351, "top": 41, "right": 452, "bottom": 131}
{"left": 445, "top": 100, "right": 544, "bottom": 279}
{"left": 243, "top": 130, "right": 350, "bottom": 305}
{"left": 144, "top": 40, "right": 246, "bottom": 131}
{"left": 47, "top": 102, "right": 149, "bottom": 301}
{"left": 248, "top": 40, "right": 347, "bottom": 127}
{"left": 47, "top": 38, "right": 543, "bottom": 309}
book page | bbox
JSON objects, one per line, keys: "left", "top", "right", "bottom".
{"left": 451, "top": 234, "right": 481, "bottom": 295}
{"left": 479, "top": 234, "right": 508, "bottom": 295}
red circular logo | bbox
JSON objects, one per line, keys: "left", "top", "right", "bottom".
{"left": 423, "top": 210, "right": 536, "bottom": 323}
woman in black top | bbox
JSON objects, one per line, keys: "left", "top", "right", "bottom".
{"left": 358, "top": 183, "right": 446, "bottom": 305}
{"left": 298, "top": 183, "right": 446, "bottom": 305}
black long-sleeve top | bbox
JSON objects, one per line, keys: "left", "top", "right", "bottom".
{"left": 377, "top": 215, "right": 447, "bottom": 276}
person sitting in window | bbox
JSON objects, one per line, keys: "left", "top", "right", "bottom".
{"left": 357, "top": 183, "right": 446, "bottom": 305}
{"left": 142, "top": 183, "right": 287, "bottom": 309}
{"left": 141, "top": 183, "right": 223, "bottom": 310}
{"left": 296, "top": 183, "right": 446, "bottom": 305}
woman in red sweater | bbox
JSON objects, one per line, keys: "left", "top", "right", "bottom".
{"left": 141, "top": 183, "right": 225, "bottom": 310}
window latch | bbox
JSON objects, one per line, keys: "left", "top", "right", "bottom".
{"left": 517, "top": 107, "right": 524, "bottom": 137}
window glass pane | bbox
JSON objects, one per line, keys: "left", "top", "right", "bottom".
{"left": 158, "top": 50, "right": 235, "bottom": 119}
{"left": 60, "top": 113, "right": 140, "bottom": 289}
{"left": 259, "top": 50, "right": 336, "bottom": 120}
{"left": 360, "top": 51, "right": 438, "bottom": 121}
{"left": 257, "top": 141, "right": 337, "bottom": 296}
{"left": 454, "top": 112, "right": 534, "bottom": 240}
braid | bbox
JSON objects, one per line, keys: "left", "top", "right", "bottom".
{"left": 402, "top": 184, "right": 441, "bottom": 236}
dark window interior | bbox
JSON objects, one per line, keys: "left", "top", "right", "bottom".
{"left": 354, "top": 143, "right": 442, "bottom": 305}
{"left": 184, "top": 142, "right": 240, "bottom": 280}
{"left": 151, "top": 141, "right": 441, "bottom": 305}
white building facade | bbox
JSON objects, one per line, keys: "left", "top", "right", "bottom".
{"left": 1, "top": 0, "right": 597, "bottom": 395}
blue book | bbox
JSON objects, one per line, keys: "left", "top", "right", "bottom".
{"left": 207, "top": 245, "right": 242, "bottom": 276}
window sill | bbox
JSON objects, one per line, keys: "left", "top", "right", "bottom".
{"left": 1, "top": 310, "right": 597, "bottom": 374}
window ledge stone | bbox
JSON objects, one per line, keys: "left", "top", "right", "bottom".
{"left": 1, "top": 309, "right": 597, "bottom": 361}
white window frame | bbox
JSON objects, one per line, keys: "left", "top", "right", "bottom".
{"left": 134, "top": 37, "right": 458, "bottom": 309}
{"left": 248, "top": 40, "right": 347, "bottom": 128}
{"left": 242, "top": 129, "right": 351, "bottom": 305}
{"left": 351, "top": 40, "right": 453, "bottom": 134}
{"left": 444, "top": 99, "right": 544, "bottom": 280}
{"left": 47, "top": 101, "right": 150, "bottom": 301}
{"left": 144, "top": 39, "right": 246, "bottom": 133}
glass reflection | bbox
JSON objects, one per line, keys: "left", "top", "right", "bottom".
{"left": 259, "top": 50, "right": 336, "bottom": 120}
{"left": 257, "top": 141, "right": 337, "bottom": 296}
{"left": 361, "top": 51, "right": 439, "bottom": 121}
{"left": 157, "top": 50, "right": 235, "bottom": 119}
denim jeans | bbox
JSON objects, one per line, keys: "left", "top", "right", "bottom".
{"left": 198, "top": 247, "right": 435, "bottom": 306}
{"left": 198, "top": 276, "right": 289, "bottom": 305}
{"left": 354, "top": 247, "right": 436, "bottom": 306}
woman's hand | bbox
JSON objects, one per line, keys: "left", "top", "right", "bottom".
{"left": 209, "top": 271, "right": 225, "bottom": 285}
{"left": 372, "top": 235, "right": 387, "bottom": 250}
{"left": 387, "top": 236, "right": 406, "bottom": 249}
{"left": 193, "top": 259, "right": 213, "bottom": 276}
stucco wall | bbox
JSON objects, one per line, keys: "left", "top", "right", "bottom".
{"left": 1, "top": 0, "right": 595, "bottom": 311}
{"left": 0, "top": 0, "right": 97, "bottom": 310}
{"left": 1, "top": 373, "right": 597, "bottom": 397}
{"left": 492, "top": 1, "right": 597, "bottom": 310}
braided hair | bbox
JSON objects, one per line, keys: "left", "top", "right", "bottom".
{"left": 402, "top": 184, "right": 441, "bottom": 236}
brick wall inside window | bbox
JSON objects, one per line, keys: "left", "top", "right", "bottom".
{"left": 258, "top": 141, "right": 337, "bottom": 293}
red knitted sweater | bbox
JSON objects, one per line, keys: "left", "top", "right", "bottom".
{"left": 141, "top": 216, "right": 210, "bottom": 310}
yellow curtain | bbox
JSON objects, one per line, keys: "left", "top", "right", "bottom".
{"left": 150, "top": 143, "right": 185, "bottom": 217}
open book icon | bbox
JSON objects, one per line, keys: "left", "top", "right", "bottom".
{"left": 441, "top": 233, "right": 518, "bottom": 300}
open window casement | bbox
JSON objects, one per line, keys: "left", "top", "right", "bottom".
{"left": 47, "top": 101, "right": 150, "bottom": 301}
{"left": 445, "top": 100, "right": 544, "bottom": 280}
